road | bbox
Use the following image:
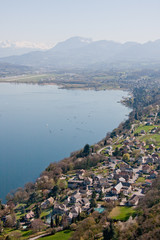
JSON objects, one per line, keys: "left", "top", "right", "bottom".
{"left": 29, "top": 233, "right": 48, "bottom": 240}
{"left": 97, "top": 135, "right": 123, "bottom": 154}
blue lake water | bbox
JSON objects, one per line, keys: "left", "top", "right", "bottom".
{"left": 0, "top": 83, "right": 130, "bottom": 201}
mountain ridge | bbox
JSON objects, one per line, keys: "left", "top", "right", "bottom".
{"left": 1, "top": 37, "right": 160, "bottom": 69}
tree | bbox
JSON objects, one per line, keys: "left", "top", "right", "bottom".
{"left": 24, "top": 182, "right": 35, "bottom": 193}
{"left": 15, "top": 220, "right": 20, "bottom": 230}
{"left": 5, "top": 193, "right": 13, "bottom": 202}
{"left": 0, "top": 221, "right": 3, "bottom": 234}
{"left": 55, "top": 215, "right": 60, "bottom": 227}
{"left": 7, "top": 232, "right": 22, "bottom": 239}
{"left": 98, "top": 190, "right": 104, "bottom": 201}
{"left": 83, "top": 144, "right": 90, "bottom": 156}
{"left": 92, "top": 190, "right": 96, "bottom": 199}
{"left": 113, "top": 147, "right": 121, "bottom": 157}
{"left": 50, "top": 216, "right": 53, "bottom": 228}
{"left": 4, "top": 214, "right": 16, "bottom": 228}
{"left": 57, "top": 179, "right": 68, "bottom": 190}
{"left": 49, "top": 185, "right": 59, "bottom": 198}
{"left": 34, "top": 204, "right": 41, "bottom": 219}
{"left": 61, "top": 214, "right": 69, "bottom": 229}
{"left": 103, "top": 221, "right": 115, "bottom": 240}
{"left": 31, "top": 219, "right": 45, "bottom": 232}
{"left": 0, "top": 200, "right": 3, "bottom": 210}
{"left": 70, "top": 223, "right": 77, "bottom": 231}
{"left": 90, "top": 198, "right": 97, "bottom": 208}
{"left": 28, "top": 192, "right": 36, "bottom": 204}
{"left": 123, "top": 153, "right": 130, "bottom": 162}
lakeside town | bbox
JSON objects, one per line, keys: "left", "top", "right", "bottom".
{"left": 0, "top": 96, "right": 160, "bottom": 239}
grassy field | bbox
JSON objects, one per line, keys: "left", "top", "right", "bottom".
{"left": 0, "top": 74, "right": 55, "bottom": 83}
{"left": 40, "top": 208, "right": 52, "bottom": 219}
{"left": 139, "top": 134, "right": 160, "bottom": 147}
{"left": 39, "top": 230, "right": 73, "bottom": 240}
{"left": 134, "top": 125, "right": 156, "bottom": 134}
{"left": 109, "top": 206, "right": 136, "bottom": 221}
{"left": 136, "top": 177, "right": 145, "bottom": 183}
{"left": 1, "top": 229, "right": 33, "bottom": 239}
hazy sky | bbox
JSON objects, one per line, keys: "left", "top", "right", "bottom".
{"left": 1, "top": 0, "right": 160, "bottom": 46}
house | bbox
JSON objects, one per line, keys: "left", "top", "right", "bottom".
{"left": 152, "top": 153, "right": 159, "bottom": 163}
{"left": 146, "top": 156, "right": 154, "bottom": 164}
{"left": 25, "top": 211, "right": 34, "bottom": 221}
{"left": 149, "top": 144, "right": 155, "bottom": 150}
{"left": 111, "top": 182, "right": 123, "bottom": 195}
{"left": 119, "top": 177, "right": 126, "bottom": 182}
{"left": 71, "top": 206, "right": 81, "bottom": 215}
{"left": 146, "top": 121, "right": 152, "bottom": 126}
{"left": 76, "top": 169, "right": 85, "bottom": 180}
{"left": 84, "top": 177, "right": 93, "bottom": 186}
{"left": 106, "top": 138, "right": 113, "bottom": 144}
{"left": 150, "top": 128, "right": 157, "bottom": 134}
{"left": 141, "top": 130, "right": 146, "bottom": 135}
{"left": 121, "top": 182, "right": 132, "bottom": 195}
{"left": 105, "top": 195, "right": 118, "bottom": 201}
{"left": 80, "top": 198, "right": 90, "bottom": 209}
{"left": 114, "top": 172, "right": 130, "bottom": 182}
{"left": 128, "top": 195, "right": 139, "bottom": 206}
{"left": 53, "top": 203, "right": 68, "bottom": 215}
{"left": 141, "top": 141, "right": 146, "bottom": 147}
{"left": 79, "top": 185, "right": 91, "bottom": 196}
{"left": 142, "top": 165, "right": 151, "bottom": 174}
{"left": 120, "top": 170, "right": 133, "bottom": 180}
{"left": 99, "top": 177, "right": 110, "bottom": 188}
{"left": 68, "top": 179, "right": 83, "bottom": 189}
{"left": 149, "top": 170, "right": 158, "bottom": 179}
{"left": 119, "top": 163, "right": 130, "bottom": 171}
{"left": 145, "top": 179, "right": 152, "bottom": 186}
{"left": 76, "top": 169, "right": 85, "bottom": 176}
{"left": 95, "top": 185, "right": 105, "bottom": 193}
{"left": 137, "top": 156, "right": 146, "bottom": 164}
{"left": 41, "top": 197, "right": 54, "bottom": 209}
{"left": 92, "top": 174, "right": 103, "bottom": 183}
{"left": 120, "top": 198, "right": 127, "bottom": 206}
{"left": 106, "top": 146, "right": 113, "bottom": 151}
{"left": 70, "top": 190, "right": 81, "bottom": 204}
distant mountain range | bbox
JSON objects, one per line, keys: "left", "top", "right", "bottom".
{"left": 0, "top": 40, "right": 51, "bottom": 58}
{"left": 1, "top": 37, "right": 160, "bottom": 70}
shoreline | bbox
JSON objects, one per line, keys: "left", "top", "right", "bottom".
{"left": 0, "top": 83, "right": 131, "bottom": 202}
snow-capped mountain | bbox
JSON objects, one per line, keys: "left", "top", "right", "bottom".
{"left": 0, "top": 40, "right": 52, "bottom": 57}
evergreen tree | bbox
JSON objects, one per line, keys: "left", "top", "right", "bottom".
{"left": 98, "top": 190, "right": 104, "bottom": 201}
{"left": 83, "top": 144, "right": 90, "bottom": 156}
{"left": 55, "top": 215, "right": 60, "bottom": 227}
{"left": 103, "top": 221, "right": 115, "bottom": 240}
{"left": 16, "top": 220, "right": 20, "bottom": 230}
{"left": 35, "top": 204, "right": 41, "bottom": 218}
{"left": 90, "top": 198, "right": 97, "bottom": 208}
{"left": 92, "top": 190, "right": 96, "bottom": 199}
{"left": 50, "top": 216, "right": 53, "bottom": 228}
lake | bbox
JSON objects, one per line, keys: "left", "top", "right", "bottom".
{"left": 0, "top": 83, "right": 130, "bottom": 201}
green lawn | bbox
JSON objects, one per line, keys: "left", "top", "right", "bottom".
{"left": 40, "top": 208, "right": 52, "bottom": 219}
{"left": 15, "top": 211, "right": 25, "bottom": 220}
{"left": 134, "top": 125, "right": 156, "bottom": 134}
{"left": 139, "top": 134, "right": 160, "bottom": 147}
{"left": 39, "top": 230, "right": 73, "bottom": 240}
{"left": 14, "top": 203, "right": 26, "bottom": 210}
{"left": 136, "top": 177, "right": 145, "bottom": 183}
{"left": 109, "top": 206, "right": 136, "bottom": 221}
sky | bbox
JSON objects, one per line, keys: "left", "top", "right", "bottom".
{"left": 1, "top": 0, "right": 160, "bottom": 47}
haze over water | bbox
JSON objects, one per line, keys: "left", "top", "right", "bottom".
{"left": 0, "top": 83, "right": 130, "bottom": 201}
